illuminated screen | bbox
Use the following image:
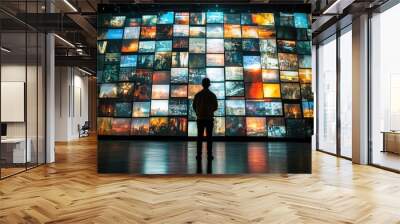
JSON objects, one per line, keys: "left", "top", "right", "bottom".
{"left": 97, "top": 6, "right": 313, "bottom": 138}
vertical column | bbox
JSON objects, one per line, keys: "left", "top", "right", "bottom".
{"left": 46, "top": 0, "right": 55, "bottom": 163}
{"left": 336, "top": 30, "right": 341, "bottom": 156}
{"left": 54, "top": 67, "right": 72, "bottom": 141}
{"left": 46, "top": 34, "right": 55, "bottom": 163}
{"left": 312, "top": 45, "right": 317, "bottom": 150}
{"left": 352, "top": 14, "right": 369, "bottom": 164}
{"left": 88, "top": 76, "right": 97, "bottom": 132}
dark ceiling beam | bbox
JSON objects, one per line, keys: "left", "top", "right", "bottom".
{"left": 0, "top": 7, "right": 38, "bottom": 31}
{"left": 51, "top": 0, "right": 97, "bottom": 47}
{"left": 55, "top": 55, "right": 96, "bottom": 70}
{"left": 86, "top": 0, "right": 97, "bottom": 11}
{"left": 17, "top": 13, "right": 81, "bottom": 31}
{"left": 66, "top": 13, "right": 97, "bottom": 47}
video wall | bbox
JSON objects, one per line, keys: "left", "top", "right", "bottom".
{"left": 97, "top": 6, "right": 313, "bottom": 138}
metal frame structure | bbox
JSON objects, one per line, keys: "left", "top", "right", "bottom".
{"left": 366, "top": 0, "right": 400, "bottom": 173}
{"left": 0, "top": 0, "right": 48, "bottom": 180}
{"left": 97, "top": 3, "right": 313, "bottom": 142}
{"left": 315, "top": 0, "right": 400, "bottom": 172}
{"left": 315, "top": 22, "right": 352, "bottom": 160}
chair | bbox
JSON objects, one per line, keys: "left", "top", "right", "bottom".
{"left": 78, "top": 121, "right": 90, "bottom": 138}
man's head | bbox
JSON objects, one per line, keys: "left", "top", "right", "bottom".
{"left": 202, "top": 78, "right": 211, "bottom": 89}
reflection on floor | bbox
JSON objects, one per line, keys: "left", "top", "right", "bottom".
{"left": 0, "top": 163, "right": 43, "bottom": 179}
{"left": 373, "top": 151, "right": 400, "bottom": 171}
{"left": 98, "top": 141, "right": 311, "bottom": 174}
{"left": 0, "top": 167, "right": 25, "bottom": 178}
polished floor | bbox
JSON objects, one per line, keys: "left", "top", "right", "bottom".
{"left": 1, "top": 163, "right": 43, "bottom": 179}
{"left": 98, "top": 140, "right": 311, "bottom": 174}
{"left": 1, "top": 136, "right": 400, "bottom": 223}
{"left": 372, "top": 150, "right": 400, "bottom": 171}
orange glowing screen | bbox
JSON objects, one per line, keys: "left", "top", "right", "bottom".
{"left": 258, "top": 26, "right": 276, "bottom": 39}
{"left": 150, "top": 117, "right": 168, "bottom": 130}
{"left": 246, "top": 117, "right": 266, "bottom": 136}
{"left": 224, "top": 24, "right": 241, "bottom": 38}
{"left": 303, "top": 107, "right": 313, "bottom": 118}
{"left": 299, "top": 69, "right": 312, "bottom": 83}
{"left": 111, "top": 118, "right": 131, "bottom": 135}
{"left": 175, "top": 12, "right": 189, "bottom": 25}
{"left": 245, "top": 83, "right": 263, "bottom": 99}
{"left": 284, "top": 104, "right": 302, "bottom": 118}
{"left": 121, "top": 40, "right": 138, "bottom": 53}
{"left": 97, "top": 117, "right": 112, "bottom": 135}
{"left": 188, "top": 84, "right": 203, "bottom": 99}
{"left": 251, "top": 13, "right": 275, "bottom": 26}
{"left": 119, "top": 83, "right": 134, "bottom": 97}
{"left": 263, "top": 83, "right": 281, "bottom": 98}
{"left": 152, "top": 71, "right": 170, "bottom": 84}
{"left": 140, "top": 26, "right": 156, "bottom": 39}
{"left": 242, "top": 26, "right": 258, "bottom": 38}
{"left": 171, "top": 85, "right": 188, "bottom": 98}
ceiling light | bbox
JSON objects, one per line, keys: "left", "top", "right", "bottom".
{"left": 1, "top": 47, "right": 11, "bottom": 53}
{"left": 323, "top": 0, "right": 343, "bottom": 14}
{"left": 63, "top": 0, "right": 78, "bottom": 12}
{"left": 54, "top": 34, "right": 75, "bottom": 48}
{"left": 78, "top": 67, "right": 92, "bottom": 76}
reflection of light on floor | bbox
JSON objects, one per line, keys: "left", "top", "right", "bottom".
{"left": 267, "top": 142, "right": 288, "bottom": 173}
{"left": 98, "top": 141, "right": 311, "bottom": 174}
{"left": 373, "top": 151, "right": 400, "bottom": 171}
{"left": 247, "top": 145, "right": 267, "bottom": 173}
{"left": 214, "top": 143, "right": 226, "bottom": 174}
{"left": 142, "top": 148, "right": 168, "bottom": 174}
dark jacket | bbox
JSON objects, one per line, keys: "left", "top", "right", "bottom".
{"left": 193, "top": 88, "right": 218, "bottom": 120}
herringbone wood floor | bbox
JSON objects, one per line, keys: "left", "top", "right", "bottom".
{"left": 1, "top": 136, "right": 400, "bottom": 224}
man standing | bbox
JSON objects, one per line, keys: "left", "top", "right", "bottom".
{"left": 193, "top": 78, "right": 218, "bottom": 160}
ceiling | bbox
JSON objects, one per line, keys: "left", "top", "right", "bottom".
{"left": 0, "top": 0, "right": 387, "bottom": 71}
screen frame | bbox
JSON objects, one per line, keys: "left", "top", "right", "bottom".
{"left": 97, "top": 3, "right": 312, "bottom": 142}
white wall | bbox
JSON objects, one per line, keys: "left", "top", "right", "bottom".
{"left": 1, "top": 63, "right": 46, "bottom": 164}
{"left": 1, "top": 65, "right": 41, "bottom": 138}
{"left": 55, "top": 67, "right": 89, "bottom": 141}
{"left": 55, "top": 67, "right": 70, "bottom": 140}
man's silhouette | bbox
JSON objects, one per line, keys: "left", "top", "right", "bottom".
{"left": 193, "top": 78, "right": 218, "bottom": 160}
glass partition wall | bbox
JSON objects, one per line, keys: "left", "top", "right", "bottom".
{"left": 339, "top": 27, "right": 352, "bottom": 159}
{"left": 0, "top": 2, "right": 46, "bottom": 179}
{"left": 370, "top": 3, "right": 400, "bottom": 171}
{"left": 316, "top": 26, "right": 352, "bottom": 159}
{"left": 317, "top": 1, "right": 400, "bottom": 171}
{"left": 317, "top": 35, "right": 337, "bottom": 155}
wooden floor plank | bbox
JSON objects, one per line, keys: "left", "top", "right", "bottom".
{"left": 0, "top": 136, "right": 400, "bottom": 223}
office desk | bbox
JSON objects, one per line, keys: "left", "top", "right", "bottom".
{"left": 1, "top": 138, "right": 31, "bottom": 164}
{"left": 382, "top": 131, "right": 400, "bottom": 154}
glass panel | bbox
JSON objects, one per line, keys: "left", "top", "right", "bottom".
{"left": 339, "top": 28, "right": 352, "bottom": 158}
{"left": 317, "top": 36, "right": 337, "bottom": 154}
{"left": 1, "top": 30, "right": 28, "bottom": 177}
{"left": 27, "top": 31, "right": 38, "bottom": 168}
{"left": 371, "top": 4, "right": 400, "bottom": 171}
{"left": 0, "top": 0, "right": 46, "bottom": 178}
{"left": 38, "top": 32, "right": 46, "bottom": 165}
